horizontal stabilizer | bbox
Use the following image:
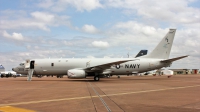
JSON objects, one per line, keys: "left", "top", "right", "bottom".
{"left": 161, "top": 55, "right": 189, "bottom": 63}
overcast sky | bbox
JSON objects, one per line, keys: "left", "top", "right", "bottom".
{"left": 0, "top": 0, "right": 200, "bottom": 70}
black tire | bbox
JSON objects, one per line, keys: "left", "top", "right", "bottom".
{"left": 118, "top": 76, "right": 120, "bottom": 78}
{"left": 94, "top": 76, "right": 100, "bottom": 81}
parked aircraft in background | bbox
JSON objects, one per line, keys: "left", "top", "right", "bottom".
{"left": 0, "top": 64, "right": 17, "bottom": 78}
{"left": 135, "top": 50, "right": 148, "bottom": 58}
{"left": 13, "top": 29, "right": 188, "bottom": 81}
{"left": 0, "top": 64, "right": 5, "bottom": 72}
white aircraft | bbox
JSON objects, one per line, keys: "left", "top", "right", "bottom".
{"left": 12, "top": 50, "right": 148, "bottom": 79}
{"left": 0, "top": 64, "right": 17, "bottom": 78}
{"left": 13, "top": 29, "right": 188, "bottom": 81}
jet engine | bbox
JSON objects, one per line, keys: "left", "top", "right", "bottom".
{"left": 67, "top": 69, "right": 86, "bottom": 78}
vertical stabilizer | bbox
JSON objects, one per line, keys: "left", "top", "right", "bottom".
{"left": 143, "top": 29, "right": 176, "bottom": 59}
{"left": 0, "top": 64, "right": 5, "bottom": 72}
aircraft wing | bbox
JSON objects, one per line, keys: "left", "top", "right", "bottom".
{"left": 160, "top": 55, "right": 189, "bottom": 63}
{"left": 84, "top": 59, "right": 139, "bottom": 71}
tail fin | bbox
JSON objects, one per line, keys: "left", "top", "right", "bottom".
{"left": 0, "top": 65, "right": 5, "bottom": 69}
{"left": 143, "top": 29, "right": 176, "bottom": 59}
{"left": 0, "top": 64, "right": 5, "bottom": 72}
{"left": 135, "top": 50, "right": 148, "bottom": 58}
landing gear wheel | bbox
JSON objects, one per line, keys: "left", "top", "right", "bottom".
{"left": 94, "top": 76, "right": 100, "bottom": 81}
{"left": 118, "top": 76, "right": 120, "bottom": 78}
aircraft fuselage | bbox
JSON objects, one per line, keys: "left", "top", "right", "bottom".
{"left": 14, "top": 58, "right": 170, "bottom": 76}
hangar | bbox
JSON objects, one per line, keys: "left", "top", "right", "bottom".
{"left": 191, "top": 69, "right": 199, "bottom": 74}
{"left": 156, "top": 69, "right": 199, "bottom": 75}
{"left": 169, "top": 69, "right": 191, "bottom": 75}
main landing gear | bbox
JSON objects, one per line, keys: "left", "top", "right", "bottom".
{"left": 94, "top": 76, "right": 100, "bottom": 81}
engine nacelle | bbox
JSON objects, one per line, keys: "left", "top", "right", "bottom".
{"left": 67, "top": 69, "right": 86, "bottom": 79}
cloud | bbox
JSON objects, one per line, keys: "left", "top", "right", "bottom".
{"left": 105, "top": 0, "right": 200, "bottom": 25}
{"left": 105, "top": 21, "right": 168, "bottom": 49}
{"left": 2, "top": 30, "right": 24, "bottom": 40}
{"left": 31, "top": 11, "right": 55, "bottom": 23}
{"left": 37, "top": 0, "right": 54, "bottom": 9}
{"left": 82, "top": 24, "right": 99, "bottom": 34}
{"left": 69, "top": 0, "right": 103, "bottom": 12}
{"left": 114, "top": 21, "right": 157, "bottom": 36}
{"left": 86, "top": 55, "right": 96, "bottom": 58}
{"left": 37, "top": 0, "right": 103, "bottom": 12}
{"left": 92, "top": 41, "right": 109, "bottom": 48}
{"left": 0, "top": 11, "right": 71, "bottom": 31}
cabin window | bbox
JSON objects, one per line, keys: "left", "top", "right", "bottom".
{"left": 51, "top": 63, "right": 54, "bottom": 66}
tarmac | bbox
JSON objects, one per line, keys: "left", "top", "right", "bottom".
{"left": 0, "top": 75, "right": 200, "bottom": 112}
